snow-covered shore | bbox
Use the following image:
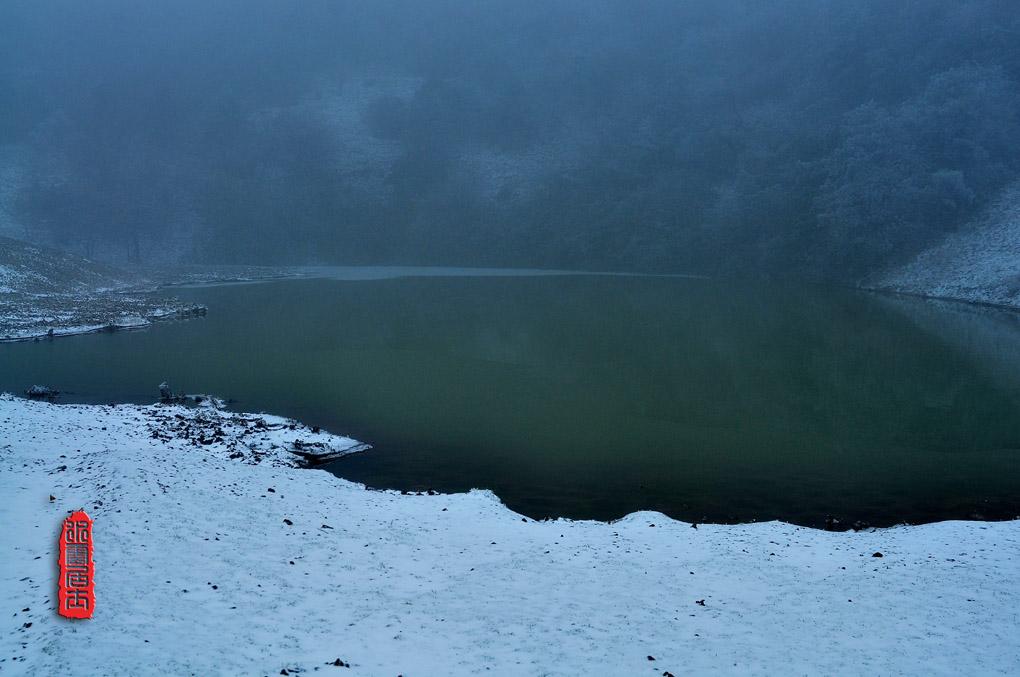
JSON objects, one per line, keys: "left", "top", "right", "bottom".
{"left": 0, "top": 236, "right": 206, "bottom": 342}
{"left": 0, "top": 235, "right": 316, "bottom": 341}
{"left": 2, "top": 394, "right": 1019, "bottom": 675}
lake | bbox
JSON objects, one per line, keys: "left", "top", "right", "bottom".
{"left": 3, "top": 268, "right": 1020, "bottom": 527}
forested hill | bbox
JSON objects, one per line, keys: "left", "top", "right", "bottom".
{"left": 1, "top": 0, "right": 1018, "bottom": 283}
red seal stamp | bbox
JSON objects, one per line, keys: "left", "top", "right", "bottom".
{"left": 58, "top": 510, "right": 94, "bottom": 618}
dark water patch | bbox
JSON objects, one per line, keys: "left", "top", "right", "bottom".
{"left": 1, "top": 273, "right": 1019, "bottom": 527}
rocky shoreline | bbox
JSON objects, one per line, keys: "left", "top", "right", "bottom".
{"left": 0, "top": 291, "right": 208, "bottom": 342}
{"left": 0, "top": 236, "right": 308, "bottom": 341}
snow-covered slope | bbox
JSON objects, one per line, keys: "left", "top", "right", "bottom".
{"left": 867, "top": 181, "right": 1020, "bottom": 308}
{"left": 0, "top": 236, "right": 207, "bottom": 341}
{"left": 2, "top": 394, "right": 1018, "bottom": 675}
{"left": 0, "top": 236, "right": 137, "bottom": 295}
{"left": 0, "top": 146, "right": 30, "bottom": 243}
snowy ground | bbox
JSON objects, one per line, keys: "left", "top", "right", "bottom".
{"left": 866, "top": 180, "right": 1020, "bottom": 309}
{"left": 2, "top": 394, "right": 1018, "bottom": 675}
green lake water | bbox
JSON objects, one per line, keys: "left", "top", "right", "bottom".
{"left": 3, "top": 270, "right": 1019, "bottom": 527}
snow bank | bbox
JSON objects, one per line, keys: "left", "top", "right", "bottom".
{"left": 2, "top": 394, "right": 1018, "bottom": 675}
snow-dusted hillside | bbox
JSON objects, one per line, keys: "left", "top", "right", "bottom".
{"left": 255, "top": 74, "right": 584, "bottom": 212}
{"left": 0, "top": 236, "right": 139, "bottom": 294}
{"left": 866, "top": 181, "right": 1020, "bottom": 308}
{"left": 0, "top": 145, "right": 30, "bottom": 242}
{"left": 2, "top": 393, "right": 1019, "bottom": 675}
{"left": 0, "top": 236, "right": 205, "bottom": 341}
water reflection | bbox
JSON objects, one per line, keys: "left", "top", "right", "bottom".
{"left": 2, "top": 273, "right": 1018, "bottom": 526}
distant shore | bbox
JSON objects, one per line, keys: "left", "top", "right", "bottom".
{"left": 5, "top": 250, "right": 1018, "bottom": 346}
{"left": 0, "top": 247, "right": 306, "bottom": 342}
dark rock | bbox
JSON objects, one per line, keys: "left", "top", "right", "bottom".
{"left": 872, "top": 552, "right": 883, "bottom": 558}
{"left": 158, "top": 382, "right": 176, "bottom": 402}
{"left": 25, "top": 385, "right": 59, "bottom": 399}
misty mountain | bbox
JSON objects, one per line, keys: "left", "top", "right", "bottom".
{"left": 1, "top": 0, "right": 1018, "bottom": 282}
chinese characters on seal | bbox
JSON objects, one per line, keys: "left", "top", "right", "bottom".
{"left": 58, "top": 510, "right": 94, "bottom": 618}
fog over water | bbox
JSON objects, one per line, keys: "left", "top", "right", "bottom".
{"left": 2, "top": 1, "right": 1019, "bottom": 279}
